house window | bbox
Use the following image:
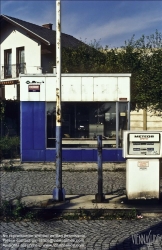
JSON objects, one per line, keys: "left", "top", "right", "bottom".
{"left": 4, "top": 49, "right": 12, "bottom": 78}
{"left": 16, "top": 47, "right": 25, "bottom": 76}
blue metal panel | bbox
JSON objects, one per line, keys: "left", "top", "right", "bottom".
{"left": 116, "top": 149, "right": 125, "bottom": 162}
{"left": 20, "top": 102, "right": 23, "bottom": 161}
{"left": 21, "top": 102, "right": 34, "bottom": 150}
{"left": 22, "top": 150, "right": 45, "bottom": 161}
{"left": 81, "top": 149, "right": 94, "bottom": 161}
{"left": 46, "top": 149, "right": 55, "bottom": 162}
{"left": 93, "top": 149, "right": 98, "bottom": 161}
{"left": 33, "top": 102, "right": 46, "bottom": 150}
{"left": 103, "top": 149, "right": 116, "bottom": 161}
{"left": 62, "top": 149, "right": 82, "bottom": 161}
{"left": 102, "top": 149, "right": 125, "bottom": 162}
{"left": 21, "top": 147, "right": 125, "bottom": 163}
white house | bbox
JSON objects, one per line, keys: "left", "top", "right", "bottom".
{"left": 0, "top": 14, "right": 85, "bottom": 100}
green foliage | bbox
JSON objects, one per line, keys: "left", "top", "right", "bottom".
{"left": 0, "top": 100, "right": 20, "bottom": 121}
{"left": 61, "top": 30, "right": 162, "bottom": 113}
{"left": 0, "top": 100, "right": 20, "bottom": 138}
{"left": 0, "top": 136, "right": 19, "bottom": 150}
{"left": 0, "top": 200, "right": 13, "bottom": 218}
{"left": 0, "top": 136, "right": 20, "bottom": 159}
{"left": 1, "top": 164, "right": 22, "bottom": 171}
{"left": 122, "top": 30, "right": 162, "bottom": 112}
{"left": 61, "top": 208, "right": 137, "bottom": 220}
{"left": 62, "top": 39, "right": 106, "bottom": 73}
{"left": 12, "top": 199, "right": 25, "bottom": 219}
{"left": 0, "top": 101, "right": 6, "bottom": 120}
{"left": 0, "top": 199, "right": 38, "bottom": 221}
{"left": 0, "top": 199, "right": 24, "bottom": 220}
{"left": 0, "top": 199, "right": 137, "bottom": 221}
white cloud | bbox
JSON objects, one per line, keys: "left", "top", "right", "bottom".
{"left": 1, "top": 1, "right": 15, "bottom": 13}
{"left": 1, "top": 0, "right": 161, "bottom": 48}
{"left": 62, "top": 9, "right": 162, "bottom": 45}
{"left": 1, "top": 1, "right": 56, "bottom": 27}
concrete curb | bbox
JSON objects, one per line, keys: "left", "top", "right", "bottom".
{"left": 0, "top": 159, "right": 126, "bottom": 171}
{"left": 11, "top": 194, "right": 162, "bottom": 218}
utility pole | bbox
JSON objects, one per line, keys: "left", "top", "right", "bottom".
{"left": 53, "top": 0, "right": 65, "bottom": 201}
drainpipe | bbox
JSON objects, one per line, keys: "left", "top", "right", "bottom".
{"left": 53, "top": 0, "right": 65, "bottom": 201}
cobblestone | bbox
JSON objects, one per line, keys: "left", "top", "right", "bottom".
{"left": 1, "top": 170, "right": 162, "bottom": 200}
{"left": 1, "top": 168, "right": 162, "bottom": 249}
{"left": 1, "top": 171, "right": 126, "bottom": 200}
{"left": 1, "top": 218, "right": 162, "bottom": 249}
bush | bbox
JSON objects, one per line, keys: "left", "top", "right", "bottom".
{"left": 0, "top": 136, "right": 20, "bottom": 159}
{"left": 0, "top": 199, "right": 37, "bottom": 221}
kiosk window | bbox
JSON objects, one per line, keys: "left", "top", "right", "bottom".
{"left": 46, "top": 102, "right": 116, "bottom": 148}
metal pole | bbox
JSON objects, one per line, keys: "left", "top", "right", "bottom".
{"left": 95, "top": 135, "right": 105, "bottom": 202}
{"left": 53, "top": 0, "right": 65, "bottom": 201}
{"left": 116, "top": 101, "right": 119, "bottom": 148}
{"left": 127, "top": 101, "right": 130, "bottom": 130}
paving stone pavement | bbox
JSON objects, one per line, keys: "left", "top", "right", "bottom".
{"left": 1, "top": 218, "right": 162, "bottom": 249}
{"left": 1, "top": 170, "right": 162, "bottom": 200}
{"left": 1, "top": 171, "right": 127, "bottom": 200}
{"left": 1, "top": 168, "right": 162, "bottom": 249}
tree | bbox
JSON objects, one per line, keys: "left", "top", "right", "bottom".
{"left": 122, "top": 30, "right": 162, "bottom": 113}
{"left": 61, "top": 39, "right": 106, "bottom": 73}
{"left": 61, "top": 30, "right": 162, "bottom": 114}
{"left": 0, "top": 101, "right": 5, "bottom": 137}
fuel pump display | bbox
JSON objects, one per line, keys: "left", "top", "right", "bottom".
{"left": 128, "top": 133, "right": 160, "bottom": 155}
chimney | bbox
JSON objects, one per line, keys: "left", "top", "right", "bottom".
{"left": 42, "top": 23, "right": 53, "bottom": 30}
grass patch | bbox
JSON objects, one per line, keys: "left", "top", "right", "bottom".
{"left": 61, "top": 208, "right": 137, "bottom": 220}
{"left": 0, "top": 199, "right": 38, "bottom": 222}
{"left": 0, "top": 199, "right": 137, "bottom": 221}
{"left": 0, "top": 167, "right": 126, "bottom": 172}
{"left": 1, "top": 165, "right": 23, "bottom": 172}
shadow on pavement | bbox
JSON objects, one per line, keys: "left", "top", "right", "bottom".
{"left": 109, "top": 220, "right": 162, "bottom": 250}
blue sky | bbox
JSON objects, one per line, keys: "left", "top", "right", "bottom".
{"left": 1, "top": 0, "right": 162, "bottom": 48}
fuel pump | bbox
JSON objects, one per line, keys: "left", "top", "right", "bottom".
{"left": 123, "top": 131, "right": 162, "bottom": 200}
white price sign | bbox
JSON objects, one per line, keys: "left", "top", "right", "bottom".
{"left": 138, "top": 161, "right": 149, "bottom": 170}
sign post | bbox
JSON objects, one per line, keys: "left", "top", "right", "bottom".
{"left": 95, "top": 135, "right": 105, "bottom": 203}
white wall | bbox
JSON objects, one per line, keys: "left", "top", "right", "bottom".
{"left": 130, "top": 110, "right": 143, "bottom": 131}
{"left": 20, "top": 74, "right": 131, "bottom": 102}
{"left": 0, "top": 23, "right": 41, "bottom": 77}
{"left": 5, "top": 84, "right": 17, "bottom": 100}
{"left": 130, "top": 109, "right": 162, "bottom": 131}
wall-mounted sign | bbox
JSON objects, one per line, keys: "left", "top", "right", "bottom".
{"left": 129, "top": 133, "right": 159, "bottom": 142}
{"left": 26, "top": 80, "right": 44, "bottom": 84}
{"left": 119, "top": 98, "right": 127, "bottom": 101}
{"left": 120, "top": 112, "right": 126, "bottom": 116}
{"left": 28, "top": 85, "right": 40, "bottom": 92}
